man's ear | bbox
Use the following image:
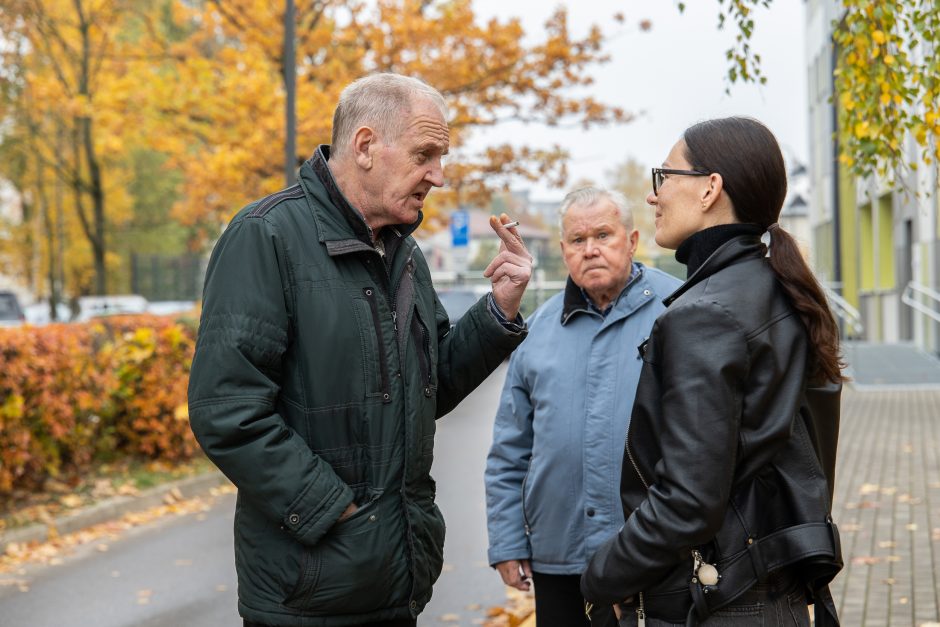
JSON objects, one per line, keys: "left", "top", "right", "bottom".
{"left": 352, "top": 126, "right": 376, "bottom": 170}
{"left": 628, "top": 229, "right": 639, "bottom": 255}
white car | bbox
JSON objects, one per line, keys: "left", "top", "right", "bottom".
{"left": 73, "top": 295, "right": 149, "bottom": 322}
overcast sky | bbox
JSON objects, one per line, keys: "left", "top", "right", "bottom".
{"left": 466, "top": 0, "right": 807, "bottom": 200}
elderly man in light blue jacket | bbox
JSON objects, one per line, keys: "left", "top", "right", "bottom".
{"left": 485, "top": 186, "right": 681, "bottom": 627}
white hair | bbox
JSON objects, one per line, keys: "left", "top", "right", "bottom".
{"left": 330, "top": 73, "right": 448, "bottom": 158}
{"left": 558, "top": 186, "right": 634, "bottom": 235}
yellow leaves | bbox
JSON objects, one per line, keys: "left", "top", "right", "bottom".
{"left": 174, "top": 405, "right": 189, "bottom": 422}
{"left": 854, "top": 121, "right": 871, "bottom": 139}
{"left": 840, "top": 91, "right": 856, "bottom": 111}
{"left": 872, "top": 29, "right": 887, "bottom": 44}
{"left": 1, "top": 394, "right": 25, "bottom": 420}
{"left": 884, "top": 54, "right": 896, "bottom": 65}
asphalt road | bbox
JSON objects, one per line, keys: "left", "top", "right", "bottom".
{"left": 0, "top": 363, "right": 511, "bottom": 627}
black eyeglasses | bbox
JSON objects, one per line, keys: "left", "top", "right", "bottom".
{"left": 651, "top": 167, "right": 710, "bottom": 195}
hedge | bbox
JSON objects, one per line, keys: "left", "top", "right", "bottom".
{"left": 0, "top": 315, "right": 200, "bottom": 504}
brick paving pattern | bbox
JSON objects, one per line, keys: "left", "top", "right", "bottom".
{"left": 831, "top": 387, "right": 940, "bottom": 626}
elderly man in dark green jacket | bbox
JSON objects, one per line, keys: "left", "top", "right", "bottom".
{"left": 188, "top": 73, "right": 532, "bottom": 627}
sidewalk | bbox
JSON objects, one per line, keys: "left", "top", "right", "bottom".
{"left": 830, "top": 385, "right": 940, "bottom": 626}
{"left": 2, "top": 385, "right": 939, "bottom": 626}
{"left": 0, "top": 470, "right": 231, "bottom": 553}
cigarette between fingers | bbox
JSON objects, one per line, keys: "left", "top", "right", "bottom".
{"left": 501, "top": 221, "right": 520, "bottom": 229}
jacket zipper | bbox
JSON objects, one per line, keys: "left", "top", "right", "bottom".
{"left": 624, "top": 432, "right": 650, "bottom": 490}
{"left": 521, "top": 470, "right": 532, "bottom": 536}
{"left": 625, "top": 432, "right": 649, "bottom": 623}
{"left": 363, "top": 287, "right": 392, "bottom": 403}
{"left": 412, "top": 309, "right": 433, "bottom": 394}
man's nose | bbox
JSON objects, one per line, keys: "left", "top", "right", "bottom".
{"left": 426, "top": 158, "right": 445, "bottom": 187}
{"left": 584, "top": 239, "right": 600, "bottom": 256}
{"left": 646, "top": 191, "right": 657, "bottom": 205}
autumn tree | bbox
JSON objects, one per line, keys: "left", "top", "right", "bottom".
{"left": 607, "top": 157, "right": 660, "bottom": 265}
{"left": 707, "top": 0, "right": 940, "bottom": 180}
{"left": 154, "top": 0, "right": 642, "bottom": 243}
{"left": 0, "top": 0, "right": 167, "bottom": 295}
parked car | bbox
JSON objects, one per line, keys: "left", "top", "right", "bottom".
{"left": 73, "top": 294, "right": 149, "bottom": 322}
{"left": 435, "top": 286, "right": 489, "bottom": 323}
{"left": 23, "top": 301, "right": 73, "bottom": 325}
{"left": 0, "top": 291, "right": 26, "bottom": 327}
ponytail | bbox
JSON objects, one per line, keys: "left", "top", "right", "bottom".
{"left": 766, "top": 225, "right": 846, "bottom": 384}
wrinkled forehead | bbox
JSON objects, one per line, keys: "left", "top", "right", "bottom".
{"left": 402, "top": 100, "right": 450, "bottom": 148}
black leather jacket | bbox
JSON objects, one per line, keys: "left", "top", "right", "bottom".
{"left": 581, "top": 234, "right": 842, "bottom": 624}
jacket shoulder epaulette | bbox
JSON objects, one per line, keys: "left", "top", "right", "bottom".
{"left": 247, "top": 184, "right": 305, "bottom": 219}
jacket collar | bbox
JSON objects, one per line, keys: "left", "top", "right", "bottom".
{"left": 561, "top": 263, "right": 651, "bottom": 325}
{"left": 663, "top": 234, "right": 765, "bottom": 306}
{"left": 299, "top": 145, "right": 422, "bottom": 256}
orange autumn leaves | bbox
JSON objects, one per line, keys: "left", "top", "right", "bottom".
{"left": 0, "top": 316, "right": 199, "bottom": 503}
{"left": 2, "top": 0, "right": 636, "bottom": 267}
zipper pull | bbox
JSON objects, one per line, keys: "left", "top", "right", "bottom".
{"left": 692, "top": 549, "right": 720, "bottom": 586}
{"left": 391, "top": 310, "right": 397, "bottom": 332}
{"left": 637, "top": 593, "right": 646, "bottom": 627}
{"left": 523, "top": 523, "right": 531, "bottom": 536}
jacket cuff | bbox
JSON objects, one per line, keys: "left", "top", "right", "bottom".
{"left": 488, "top": 546, "right": 532, "bottom": 567}
{"left": 283, "top": 480, "right": 355, "bottom": 547}
{"left": 487, "top": 292, "right": 527, "bottom": 333}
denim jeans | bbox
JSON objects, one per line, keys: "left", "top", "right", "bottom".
{"left": 615, "top": 574, "right": 811, "bottom": 626}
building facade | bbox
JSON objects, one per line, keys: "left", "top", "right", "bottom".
{"left": 805, "top": 0, "right": 940, "bottom": 353}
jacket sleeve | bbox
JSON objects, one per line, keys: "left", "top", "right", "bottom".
{"left": 484, "top": 348, "right": 534, "bottom": 566}
{"left": 188, "top": 216, "right": 353, "bottom": 548}
{"left": 582, "top": 301, "right": 747, "bottom": 603}
{"left": 434, "top": 292, "right": 526, "bottom": 418}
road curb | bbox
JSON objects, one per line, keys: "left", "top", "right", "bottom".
{"left": 0, "top": 469, "right": 231, "bottom": 553}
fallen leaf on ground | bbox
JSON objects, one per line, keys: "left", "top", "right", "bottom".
{"left": 852, "top": 556, "right": 881, "bottom": 565}
{"left": 60, "top": 495, "right": 84, "bottom": 508}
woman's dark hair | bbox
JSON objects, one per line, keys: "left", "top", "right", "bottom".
{"left": 683, "top": 117, "right": 845, "bottom": 384}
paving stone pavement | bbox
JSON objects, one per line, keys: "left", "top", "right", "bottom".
{"left": 831, "top": 386, "right": 940, "bottom": 626}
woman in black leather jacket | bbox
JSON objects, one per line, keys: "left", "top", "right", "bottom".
{"left": 581, "top": 117, "right": 845, "bottom": 626}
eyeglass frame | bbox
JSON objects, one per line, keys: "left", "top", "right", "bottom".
{"left": 651, "top": 167, "right": 711, "bottom": 195}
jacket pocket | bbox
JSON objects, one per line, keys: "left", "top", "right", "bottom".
{"left": 521, "top": 467, "right": 533, "bottom": 537}
{"left": 357, "top": 287, "right": 392, "bottom": 403}
{"left": 411, "top": 308, "right": 436, "bottom": 397}
{"left": 283, "top": 496, "right": 404, "bottom": 614}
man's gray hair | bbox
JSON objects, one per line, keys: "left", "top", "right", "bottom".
{"left": 558, "top": 186, "right": 634, "bottom": 234}
{"left": 331, "top": 73, "right": 448, "bottom": 158}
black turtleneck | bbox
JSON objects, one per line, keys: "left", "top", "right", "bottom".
{"left": 675, "top": 223, "right": 763, "bottom": 278}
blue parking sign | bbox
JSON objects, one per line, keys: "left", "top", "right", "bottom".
{"left": 450, "top": 210, "right": 469, "bottom": 247}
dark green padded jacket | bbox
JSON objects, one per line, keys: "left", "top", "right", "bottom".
{"left": 188, "top": 146, "right": 525, "bottom": 626}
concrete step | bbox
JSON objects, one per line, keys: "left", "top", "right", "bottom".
{"left": 843, "top": 341, "right": 940, "bottom": 389}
